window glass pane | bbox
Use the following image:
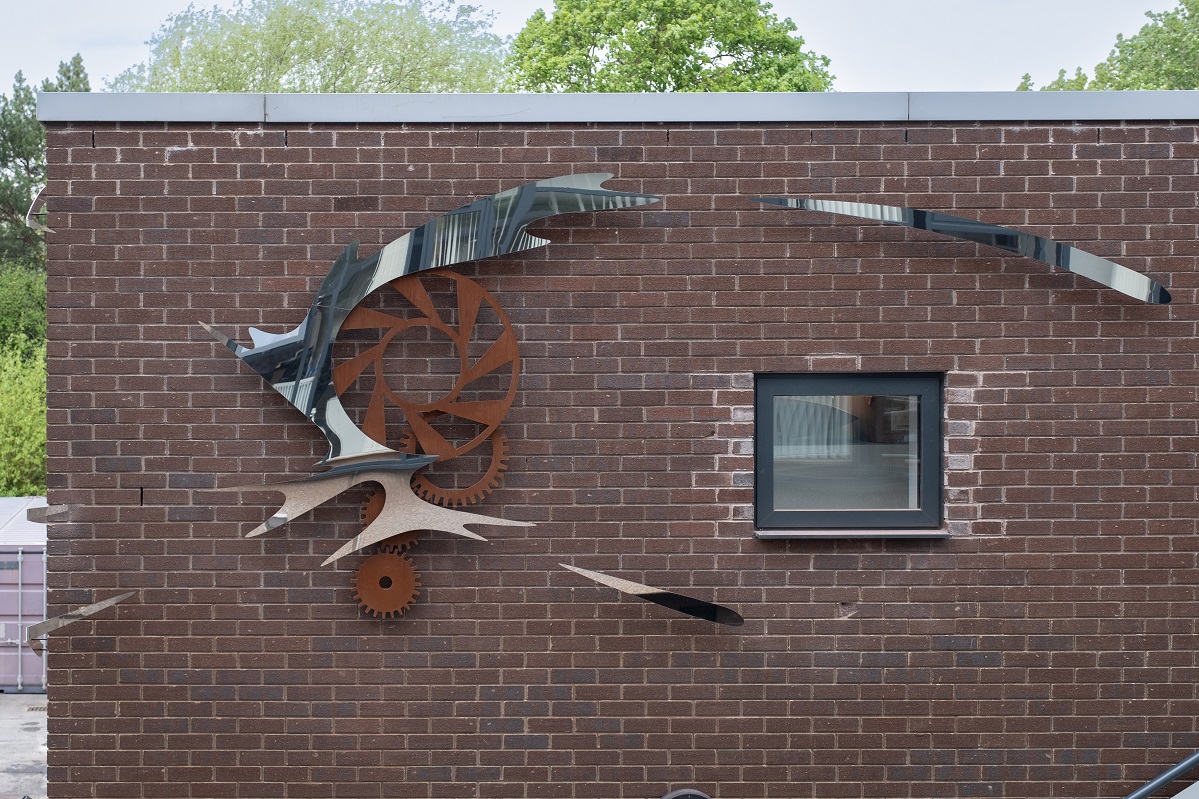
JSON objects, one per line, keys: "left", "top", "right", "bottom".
{"left": 771, "top": 393, "right": 920, "bottom": 512}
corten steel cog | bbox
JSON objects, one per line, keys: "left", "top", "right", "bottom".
{"left": 401, "top": 426, "right": 511, "bottom": 507}
{"left": 352, "top": 544, "right": 421, "bottom": 619}
{"left": 331, "top": 270, "right": 520, "bottom": 460}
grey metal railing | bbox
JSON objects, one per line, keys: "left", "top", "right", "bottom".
{"left": 1124, "top": 750, "right": 1199, "bottom": 799}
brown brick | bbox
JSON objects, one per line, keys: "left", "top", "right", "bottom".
{"left": 42, "top": 115, "right": 1199, "bottom": 799}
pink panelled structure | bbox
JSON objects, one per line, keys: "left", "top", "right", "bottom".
{"left": 0, "top": 497, "right": 46, "bottom": 692}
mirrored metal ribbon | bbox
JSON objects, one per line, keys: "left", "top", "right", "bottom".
{"left": 754, "top": 197, "right": 1170, "bottom": 305}
{"left": 26, "top": 591, "right": 135, "bottom": 654}
{"left": 203, "top": 174, "right": 660, "bottom": 464}
{"left": 561, "top": 564, "right": 744, "bottom": 626}
{"left": 25, "top": 187, "right": 53, "bottom": 234}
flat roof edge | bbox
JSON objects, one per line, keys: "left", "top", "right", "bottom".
{"left": 37, "top": 90, "right": 1199, "bottom": 123}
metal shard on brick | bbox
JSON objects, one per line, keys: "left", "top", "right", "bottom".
{"left": 25, "top": 187, "right": 52, "bottom": 234}
{"left": 754, "top": 197, "right": 1171, "bottom": 305}
{"left": 561, "top": 564, "right": 745, "bottom": 626}
{"left": 26, "top": 504, "right": 80, "bottom": 523}
{"left": 27, "top": 591, "right": 135, "bottom": 655}
{"left": 204, "top": 174, "right": 660, "bottom": 577}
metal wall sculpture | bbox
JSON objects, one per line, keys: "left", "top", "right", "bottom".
{"left": 48, "top": 185, "right": 1171, "bottom": 632}
{"left": 754, "top": 197, "right": 1171, "bottom": 305}
{"left": 205, "top": 173, "right": 660, "bottom": 466}
{"left": 206, "top": 174, "right": 664, "bottom": 616}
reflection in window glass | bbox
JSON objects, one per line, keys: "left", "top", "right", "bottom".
{"left": 771, "top": 394, "right": 919, "bottom": 512}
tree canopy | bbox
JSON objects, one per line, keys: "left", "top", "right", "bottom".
{"left": 506, "top": 0, "right": 834, "bottom": 92}
{"left": 1019, "top": 0, "right": 1199, "bottom": 90}
{"left": 0, "top": 57, "right": 80, "bottom": 497}
{"left": 0, "top": 55, "right": 89, "bottom": 267}
{"left": 109, "top": 0, "right": 508, "bottom": 92}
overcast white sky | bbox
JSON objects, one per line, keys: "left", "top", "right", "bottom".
{"left": 0, "top": 0, "right": 1181, "bottom": 93}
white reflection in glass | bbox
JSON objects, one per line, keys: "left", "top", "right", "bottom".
{"left": 772, "top": 394, "right": 920, "bottom": 511}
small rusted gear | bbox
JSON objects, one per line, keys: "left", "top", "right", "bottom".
{"left": 352, "top": 544, "right": 421, "bottom": 619}
{"left": 359, "top": 489, "right": 422, "bottom": 551}
{"left": 400, "top": 427, "right": 510, "bottom": 507}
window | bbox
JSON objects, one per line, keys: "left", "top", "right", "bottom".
{"left": 755, "top": 373, "right": 943, "bottom": 535}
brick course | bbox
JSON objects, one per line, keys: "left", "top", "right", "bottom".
{"left": 43, "top": 117, "right": 1199, "bottom": 799}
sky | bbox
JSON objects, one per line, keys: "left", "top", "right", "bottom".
{"left": 0, "top": 0, "right": 1181, "bottom": 93}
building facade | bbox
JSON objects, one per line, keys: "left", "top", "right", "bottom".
{"left": 39, "top": 91, "right": 1199, "bottom": 798}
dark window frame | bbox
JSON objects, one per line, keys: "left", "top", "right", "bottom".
{"left": 754, "top": 372, "right": 944, "bottom": 534}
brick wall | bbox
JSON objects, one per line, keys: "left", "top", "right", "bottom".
{"left": 43, "top": 115, "right": 1199, "bottom": 799}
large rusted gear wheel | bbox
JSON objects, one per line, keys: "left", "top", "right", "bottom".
{"left": 401, "top": 426, "right": 511, "bottom": 507}
{"left": 352, "top": 544, "right": 421, "bottom": 619}
{"left": 331, "top": 270, "right": 520, "bottom": 459}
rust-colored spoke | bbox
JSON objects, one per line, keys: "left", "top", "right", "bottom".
{"left": 332, "top": 339, "right": 389, "bottom": 394}
{"left": 461, "top": 328, "right": 519, "bottom": 387}
{"left": 362, "top": 381, "right": 389, "bottom": 444}
{"left": 342, "top": 306, "right": 411, "bottom": 331}
{"left": 406, "top": 411, "right": 457, "bottom": 459}
{"left": 390, "top": 274, "right": 443, "bottom": 326}
{"left": 443, "top": 398, "right": 509, "bottom": 427}
{"left": 453, "top": 277, "right": 485, "bottom": 347}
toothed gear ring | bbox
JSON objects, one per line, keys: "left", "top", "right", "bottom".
{"left": 352, "top": 544, "right": 421, "bottom": 619}
{"left": 404, "top": 427, "right": 510, "bottom": 507}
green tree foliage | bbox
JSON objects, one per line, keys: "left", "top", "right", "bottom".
{"left": 0, "top": 265, "right": 45, "bottom": 345}
{"left": 1019, "top": 0, "right": 1199, "bottom": 90}
{"left": 506, "top": 0, "right": 833, "bottom": 92}
{"left": 0, "top": 340, "right": 46, "bottom": 496}
{"left": 0, "top": 55, "right": 89, "bottom": 266}
{"left": 0, "top": 57, "right": 83, "bottom": 496}
{"left": 109, "top": 0, "right": 507, "bottom": 92}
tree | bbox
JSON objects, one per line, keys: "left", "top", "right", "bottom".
{"left": 506, "top": 0, "right": 833, "bottom": 93}
{"left": 0, "top": 56, "right": 83, "bottom": 497}
{"left": 0, "top": 55, "right": 89, "bottom": 266}
{"left": 1019, "top": 0, "right": 1199, "bottom": 90}
{"left": 109, "top": 0, "right": 508, "bottom": 92}
{"left": 0, "top": 340, "right": 46, "bottom": 495}
{"left": 0, "top": 266, "right": 46, "bottom": 345}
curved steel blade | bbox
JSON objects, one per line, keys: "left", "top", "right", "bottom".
{"left": 561, "top": 564, "right": 744, "bottom": 626}
{"left": 754, "top": 196, "right": 1170, "bottom": 304}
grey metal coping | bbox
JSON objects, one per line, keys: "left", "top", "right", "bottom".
{"left": 37, "top": 90, "right": 1199, "bottom": 124}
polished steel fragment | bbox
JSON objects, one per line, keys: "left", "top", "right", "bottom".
{"left": 218, "top": 462, "right": 531, "bottom": 566}
{"left": 26, "top": 591, "right": 135, "bottom": 654}
{"left": 25, "top": 187, "right": 52, "bottom": 234}
{"left": 204, "top": 173, "right": 661, "bottom": 465}
{"left": 561, "top": 564, "right": 744, "bottom": 626}
{"left": 754, "top": 197, "right": 1170, "bottom": 304}
{"left": 25, "top": 504, "right": 79, "bottom": 523}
